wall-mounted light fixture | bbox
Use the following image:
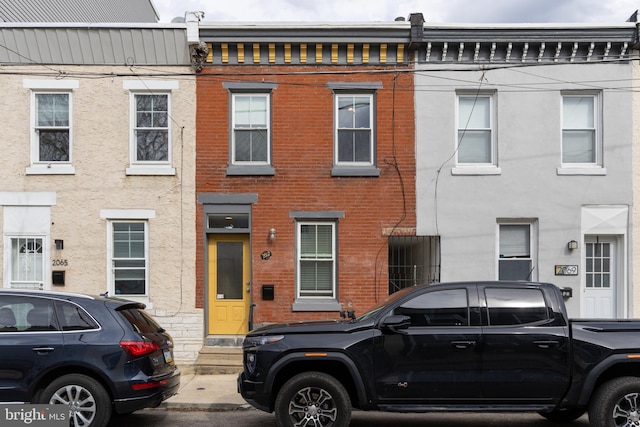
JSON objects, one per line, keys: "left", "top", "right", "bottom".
{"left": 268, "top": 228, "right": 276, "bottom": 242}
{"left": 567, "top": 240, "right": 578, "bottom": 250}
{"left": 54, "top": 239, "right": 64, "bottom": 250}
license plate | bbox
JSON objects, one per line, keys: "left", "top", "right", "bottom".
{"left": 163, "top": 349, "right": 173, "bottom": 363}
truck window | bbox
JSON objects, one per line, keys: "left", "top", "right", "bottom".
{"left": 394, "top": 288, "right": 469, "bottom": 327}
{"left": 485, "top": 287, "right": 549, "bottom": 326}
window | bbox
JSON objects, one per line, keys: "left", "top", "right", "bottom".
{"left": 485, "top": 287, "right": 549, "bottom": 326}
{"left": 134, "top": 94, "right": 169, "bottom": 162}
{"left": 24, "top": 79, "right": 78, "bottom": 175}
{"left": 562, "top": 94, "right": 600, "bottom": 166}
{"left": 335, "top": 94, "right": 373, "bottom": 165}
{"left": 123, "top": 80, "right": 177, "bottom": 175}
{"left": 232, "top": 93, "right": 270, "bottom": 165}
{"left": 297, "top": 222, "right": 335, "bottom": 299}
{"left": 329, "top": 82, "right": 381, "bottom": 177}
{"left": 9, "top": 237, "right": 45, "bottom": 290}
{"left": 498, "top": 222, "right": 536, "bottom": 281}
{"left": 110, "top": 221, "right": 148, "bottom": 296}
{"left": 54, "top": 301, "right": 98, "bottom": 331}
{"left": 223, "top": 82, "right": 277, "bottom": 176}
{"left": 394, "top": 289, "right": 469, "bottom": 327}
{"left": 456, "top": 93, "right": 498, "bottom": 172}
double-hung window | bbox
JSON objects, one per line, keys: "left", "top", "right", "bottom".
{"left": 336, "top": 94, "right": 373, "bottom": 164}
{"left": 110, "top": 221, "right": 148, "bottom": 296}
{"left": 561, "top": 92, "right": 602, "bottom": 172}
{"left": 329, "top": 82, "right": 381, "bottom": 176}
{"left": 498, "top": 222, "right": 536, "bottom": 281}
{"left": 224, "top": 82, "right": 277, "bottom": 176}
{"left": 123, "top": 80, "right": 177, "bottom": 175}
{"left": 454, "top": 92, "right": 499, "bottom": 174}
{"left": 24, "top": 79, "right": 78, "bottom": 174}
{"left": 232, "top": 94, "right": 270, "bottom": 164}
{"left": 297, "top": 222, "right": 336, "bottom": 299}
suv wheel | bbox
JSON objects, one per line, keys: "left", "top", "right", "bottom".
{"left": 40, "top": 374, "right": 112, "bottom": 427}
{"left": 589, "top": 376, "right": 640, "bottom": 427}
{"left": 275, "top": 371, "right": 351, "bottom": 427}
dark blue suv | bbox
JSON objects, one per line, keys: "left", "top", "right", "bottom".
{"left": 0, "top": 289, "right": 180, "bottom": 427}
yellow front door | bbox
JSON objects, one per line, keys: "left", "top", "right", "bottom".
{"left": 207, "top": 234, "right": 250, "bottom": 335}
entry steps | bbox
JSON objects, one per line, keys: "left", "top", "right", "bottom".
{"left": 194, "top": 335, "right": 244, "bottom": 375}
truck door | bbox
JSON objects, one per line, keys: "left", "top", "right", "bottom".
{"left": 480, "top": 286, "right": 570, "bottom": 403}
{"left": 374, "top": 286, "right": 482, "bottom": 403}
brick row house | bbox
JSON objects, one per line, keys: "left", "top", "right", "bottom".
{"left": 195, "top": 19, "right": 420, "bottom": 340}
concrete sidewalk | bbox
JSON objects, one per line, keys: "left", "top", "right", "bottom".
{"left": 161, "top": 372, "right": 252, "bottom": 412}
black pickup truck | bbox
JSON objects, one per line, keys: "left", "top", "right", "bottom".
{"left": 238, "top": 281, "right": 640, "bottom": 427}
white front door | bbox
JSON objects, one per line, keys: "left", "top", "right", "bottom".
{"left": 583, "top": 236, "right": 616, "bottom": 318}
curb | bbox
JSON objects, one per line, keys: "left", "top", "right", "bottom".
{"left": 160, "top": 402, "right": 254, "bottom": 412}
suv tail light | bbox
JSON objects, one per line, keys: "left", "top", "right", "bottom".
{"left": 120, "top": 340, "right": 160, "bottom": 358}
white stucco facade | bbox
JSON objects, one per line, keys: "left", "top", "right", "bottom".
{"left": 416, "top": 40, "right": 635, "bottom": 318}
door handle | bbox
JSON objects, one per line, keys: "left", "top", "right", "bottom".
{"left": 534, "top": 340, "right": 559, "bottom": 349}
{"left": 451, "top": 341, "right": 476, "bottom": 349}
{"left": 32, "top": 347, "right": 55, "bottom": 354}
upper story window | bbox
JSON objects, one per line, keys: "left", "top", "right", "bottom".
{"left": 329, "top": 82, "right": 381, "bottom": 177}
{"left": 232, "top": 94, "right": 270, "bottom": 164}
{"left": 24, "top": 79, "right": 79, "bottom": 175}
{"left": 454, "top": 92, "right": 500, "bottom": 175}
{"left": 223, "top": 82, "right": 277, "bottom": 176}
{"left": 336, "top": 94, "right": 373, "bottom": 164}
{"left": 560, "top": 92, "right": 603, "bottom": 174}
{"left": 123, "top": 80, "right": 177, "bottom": 176}
{"left": 134, "top": 94, "right": 169, "bottom": 162}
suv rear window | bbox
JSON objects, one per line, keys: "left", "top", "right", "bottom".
{"left": 118, "top": 306, "right": 163, "bottom": 334}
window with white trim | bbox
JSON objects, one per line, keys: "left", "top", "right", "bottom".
{"left": 231, "top": 93, "right": 270, "bottom": 165}
{"left": 562, "top": 93, "right": 600, "bottom": 166}
{"left": 123, "top": 80, "right": 177, "bottom": 175}
{"left": 297, "top": 222, "right": 336, "bottom": 299}
{"left": 110, "top": 221, "right": 148, "bottom": 296}
{"left": 498, "top": 222, "right": 536, "bottom": 281}
{"left": 24, "top": 80, "right": 78, "bottom": 174}
{"left": 457, "top": 94, "right": 495, "bottom": 165}
{"left": 335, "top": 94, "right": 374, "bottom": 165}
{"left": 132, "top": 93, "right": 170, "bottom": 163}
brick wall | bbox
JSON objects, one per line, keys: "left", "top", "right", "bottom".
{"left": 196, "top": 65, "right": 415, "bottom": 324}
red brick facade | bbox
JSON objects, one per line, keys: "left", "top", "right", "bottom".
{"left": 196, "top": 64, "right": 415, "bottom": 324}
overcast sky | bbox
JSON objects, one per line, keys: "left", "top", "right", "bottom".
{"left": 152, "top": 0, "right": 640, "bottom": 24}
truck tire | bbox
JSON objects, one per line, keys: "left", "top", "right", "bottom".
{"left": 589, "top": 376, "right": 640, "bottom": 427}
{"left": 275, "top": 371, "right": 351, "bottom": 427}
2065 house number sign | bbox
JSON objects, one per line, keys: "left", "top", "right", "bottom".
{"left": 52, "top": 259, "right": 68, "bottom": 266}
{"left": 555, "top": 265, "right": 578, "bottom": 276}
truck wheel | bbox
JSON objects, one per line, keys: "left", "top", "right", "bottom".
{"left": 275, "top": 371, "right": 351, "bottom": 427}
{"left": 40, "top": 373, "right": 112, "bottom": 427}
{"left": 589, "top": 376, "right": 640, "bottom": 427}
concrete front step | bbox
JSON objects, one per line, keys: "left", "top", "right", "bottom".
{"left": 195, "top": 344, "right": 244, "bottom": 375}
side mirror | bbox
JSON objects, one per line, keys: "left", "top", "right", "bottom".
{"left": 381, "top": 315, "right": 411, "bottom": 333}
